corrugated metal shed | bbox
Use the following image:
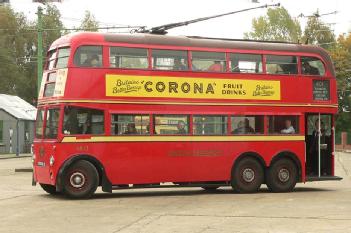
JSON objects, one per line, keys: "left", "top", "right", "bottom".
{"left": 0, "top": 94, "right": 36, "bottom": 121}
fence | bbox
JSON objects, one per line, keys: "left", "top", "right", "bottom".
{"left": 335, "top": 132, "right": 351, "bottom": 151}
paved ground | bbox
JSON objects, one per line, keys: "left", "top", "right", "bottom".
{"left": 0, "top": 153, "right": 350, "bottom": 233}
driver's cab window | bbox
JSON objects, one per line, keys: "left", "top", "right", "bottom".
{"left": 63, "top": 106, "right": 104, "bottom": 135}
{"left": 74, "top": 46, "right": 102, "bottom": 67}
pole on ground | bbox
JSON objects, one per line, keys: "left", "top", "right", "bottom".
{"left": 37, "top": 6, "right": 43, "bottom": 97}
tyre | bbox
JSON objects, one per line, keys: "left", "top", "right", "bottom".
{"left": 63, "top": 160, "right": 99, "bottom": 199}
{"left": 231, "top": 157, "right": 264, "bottom": 193}
{"left": 201, "top": 186, "right": 220, "bottom": 191}
{"left": 266, "top": 158, "right": 297, "bottom": 193}
{"left": 40, "top": 183, "right": 58, "bottom": 195}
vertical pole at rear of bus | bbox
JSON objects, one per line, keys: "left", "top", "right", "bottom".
{"left": 37, "top": 6, "right": 43, "bottom": 97}
{"left": 318, "top": 113, "right": 321, "bottom": 177}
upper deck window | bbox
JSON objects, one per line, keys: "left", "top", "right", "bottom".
{"left": 230, "top": 53, "right": 263, "bottom": 73}
{"left": 266, "top": 55, "right": 298, "bottom": 75}
{"left": 56, "top": 47, "right": 71, "bottom": 69}
{"left": 110, "top": 47, "right": 148, "bottom": 69}
{"left": 74, "top": 45, "right": 102, "bottom": 67}
{"left": 152, "top": 49, "right": 188, "bottom": 71}
{"left": 46, "top": 50, "right": 57, "bottom": 70}
{"left": 301, "top": 56, "right": 325, "bottom": 76}
{"left": 192, "top": 51, "right": 226, "bottom": 72}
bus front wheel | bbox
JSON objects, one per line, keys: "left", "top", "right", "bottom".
{"left": 63, "top": 160, "right": 99, "bottom": 199}
{"left": 266, "top": 158, "right": 297, "bottom": 192}
{"left": 231, "top": 157, "right": 264, "bottom": 193}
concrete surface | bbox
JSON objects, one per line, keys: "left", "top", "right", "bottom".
{"left": 0, "top": 153, "right": 350, "bottom": 233}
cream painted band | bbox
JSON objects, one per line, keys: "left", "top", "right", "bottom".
{"left": 38, "top": 99, "right": 338, "bottom": 108}
{"left": 62, "top": 135, "right": 305, "bottom": 143}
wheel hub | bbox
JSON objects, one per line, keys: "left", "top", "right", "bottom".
{"left": 70, "top": 172, "right": 86, "bottom": 188}
{"left": 278, "top": 168, "right": 290, "bottom": 182}
{"left": 242, "top": 168, "right": 255, "bottom": 182}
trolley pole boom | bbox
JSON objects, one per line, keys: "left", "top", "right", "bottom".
{"left": 138, "top": 3, "right": 280, "bottom": 35}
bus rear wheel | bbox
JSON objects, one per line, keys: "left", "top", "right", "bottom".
{"left": 231, "top": 157, "right": 264, "bottom": 193}
{"left": 40, "top": 183, "right": 58, "bottom": 195}
{"left": 63, "top": 160, "right": 99, "bottom": 199}
{"left": 266, "top": 158, "right": 297, "bottom": 192}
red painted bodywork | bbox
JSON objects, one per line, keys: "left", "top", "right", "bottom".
{"left": 33, "top": 32, "right": 337, "bottom": 187}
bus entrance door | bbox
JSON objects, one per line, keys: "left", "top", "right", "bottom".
{"left": 305, "top": 114, "right": 333, "bottom": 178}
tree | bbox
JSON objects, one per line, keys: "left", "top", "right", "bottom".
{"left": 244, "top": 7, "right": 302, "bottom": 42}
{"left": 0, "top": 4, "right": 64, "bottom": 104}
{"left": 79, "top": 10, "right": 99, "bottom": 32}
{"left": 329, "top": 33, "right": 351, "bottom": 132}
{"left": 303, "top": 12, "right": 335, "bottom": 49}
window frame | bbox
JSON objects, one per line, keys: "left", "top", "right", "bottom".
{"left": 267, "top": 115, "right": 300, "bottom": 135}
{"left": 300, "top": 55, "right": 326, "bottom": 77}
{"left": 229, "top": 53, "right": 264, "bottom": 74}
{"left": 230, "top": 115, "right": 265, "bottom": 135}
{"left": 111, "top": 113, "right": 151, "bottom": 135}
{"left": 151, "top": 48, "right": 189, "bottom": 71}
{"left": 73, "top": 45, "right": 103, "bottom": 68}
{"left": 62, "top": 105, "right": 105, "bottom": 136}
{"left": 108, "top": 46, "right": 149, "bottom": 70}
{"left": 265, "top": 54, "right": 298, "bottom": 75}
{"left": 190, "top": 50, "right": 227, "bottom": 73}
{"left": 153, "top": 114, "right": 190, "bottom": 135}
{"left": 192, "top": 115, "right": 228, "bottom": 135}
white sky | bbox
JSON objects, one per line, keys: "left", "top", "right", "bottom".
{"left": 9, "top": 0, "right": 351, "bottom": 39}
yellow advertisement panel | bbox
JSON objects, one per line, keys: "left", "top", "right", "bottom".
{"left": 106, "top": 74, "right": 281, "bottom": 100}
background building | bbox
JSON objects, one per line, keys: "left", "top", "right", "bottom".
{"left": 0, "top": 94, "right": 36, "bottom": 154}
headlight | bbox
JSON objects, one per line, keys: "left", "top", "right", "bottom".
{"left": 49, "top": 155, "right": 55, "bottom": 166}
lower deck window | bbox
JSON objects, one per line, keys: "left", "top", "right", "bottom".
{"left": 63, "top": 106, "right": 104, "bottom": 135}
{"left": 112, "top": 114, "right": 150, "bottom": 135}
{"left": 193, "top": 115, "right": 227, "bottom": 135}
{"left": 154, "top": 115, "right": 189, "bottom": 135}
{"left": 231, "top": 116, "right": 264, "bottom": 134}
{"left": 269, "top": 116, "right": 299, "bottom": 134}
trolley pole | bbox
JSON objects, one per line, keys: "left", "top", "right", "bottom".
{"left": 37, "top": 6, "right": 43, "bottom": 96}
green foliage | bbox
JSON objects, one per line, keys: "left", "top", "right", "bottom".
{"left": 303, "top": 13, "right": 335, "bottom": 49}
{"left": 79, "top": 10, "right": 99, "bottom": 32}
{"left": 329, "top": 33, "right": 351, "bottom": 133}
{"left": 244, "top": 7, "right": 301, "bottom": 42}
{"left": 0, "top": 4, "right": 63, "bottom": 105}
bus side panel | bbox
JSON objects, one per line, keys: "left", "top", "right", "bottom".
{"left": 98, "top": 140, "right": 306, "bottom": 185}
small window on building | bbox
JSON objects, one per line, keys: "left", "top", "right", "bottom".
{"left": 193, "top": 115, "right": 227, "bottom": 135}
{"left": 230, "top": 53, "right": 263, "bottom": 73}
{"left": 111, "top": 114, "right": 150, "bottom": 135}
{"left": 35, "top": 110, "right": 45, "bottom": 139}
{"left": 268, "top": 116, "right": 299, "bottom": 134}
{"left": 301, "top": 56, "right": 325, "bottom": 76}
{"left": 56, "top": 47, "right": 71, "bottom": 69}
{"left": 63, "top": 106, "right": 104, "bottom": 135}
{"left": 152, "top": 49, "right": 188, "bottom": 71}
{"left": 74, "top": 45, "right": 102, "bottom": 67}
{"left": 231, "top": 116, "right": 264, "bottom": 134}
{"left": 266, "top": 55, "right": 298, "bottom": 75}
{"left": 109, "top": 47, "right": 148, "bottom": 69}
{"left": 154, "top": 115, "right": 189, "bottom": 135}
{"left": 45, "top": 108, "right": 60, "bottom": 139}
{"left": 192, "top": 51, "right": 226, "bottom": 72}
{"left": 46, "top": 49, "right": 57, "bottom": 70}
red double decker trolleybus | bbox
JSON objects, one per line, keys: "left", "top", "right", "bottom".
{"left": 33, "top": 32, "right": 341, "bottom": 198}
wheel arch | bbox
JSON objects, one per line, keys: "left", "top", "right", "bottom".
{"left": 232, "top": 151, "right": 266, "bottom": 175}
{"left": 56, "top": 154, "right": 112, "bottom": 193}
{"left": 269, "top": 151, "right": 302, "bottom": 182}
